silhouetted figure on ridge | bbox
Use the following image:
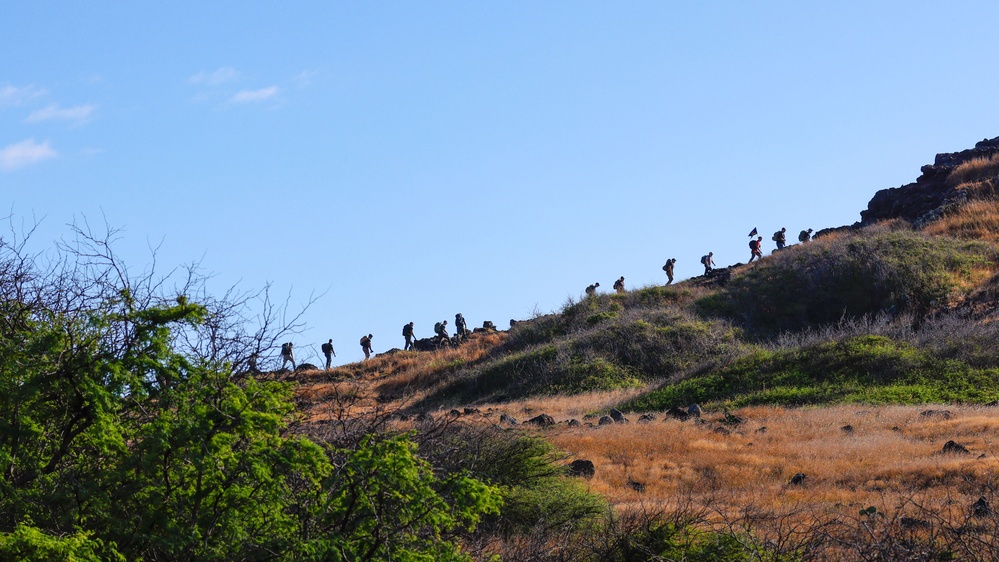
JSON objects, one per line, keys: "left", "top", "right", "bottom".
{"left": 280, "top": 342, "right": 296, "bottom": 370}
{"left": 434, "top": 320, "right": 449, "bottom": 341}
{"left": 749, "top": 236, "right": 763, "bottom": 263}
{"left": 700, "top": 252, "right": 715, "bottom": 275}
{"left": 402, "top": 322, "right": 415, "bottom": 350}
{"left": 773, "top": 227, "right": 787, "bottom": 250}
{"left": 360, "top": 334, "right": 373, "bottom": 360}
{"left": 663, "top": 258, "right": 676, "bottom": 284}
{"left": 613, "top": 276, "right": 626, "bottom": 294}
{"left": 321, "top": 338, "right": 336, "bottom": 370}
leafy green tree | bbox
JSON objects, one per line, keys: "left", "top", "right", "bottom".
{"left": 0, "top": 223, "right": 501, "bottom": 561}
{"left": 301, "top": 433, "right": 502, "bottom": 562}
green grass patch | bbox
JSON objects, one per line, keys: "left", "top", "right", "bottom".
{"left": 623, "top": 335, "right": 999, "bottom": 410}
{"left": 586, "top": 311, "right": 618, "bottom": 325}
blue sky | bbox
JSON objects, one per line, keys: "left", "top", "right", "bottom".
{"left": 4, "top": 2, "right": 999, "bottom": 366}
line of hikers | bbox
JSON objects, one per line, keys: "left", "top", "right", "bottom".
{"left": 282, "top": 226, "right": 816, "bottom": 371}
{"left": 584, "top": 227, "right": 815, "bottom": 295}
{"left": 279, "top": 312, "right": 488, "bottom": 371}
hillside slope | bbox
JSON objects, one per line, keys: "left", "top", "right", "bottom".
{"left": 310, "top": 136, "right": 999, "bottom": 414}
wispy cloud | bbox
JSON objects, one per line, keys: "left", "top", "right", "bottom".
{"left": 230, "top": 86, "right": 279, "bottom": 103}
{"left": 0, "top": 139, "right": 58, "bottom": 171}
{"left": 0, "top": 85, "right": 47, "bottom": 107}
{"left": 189, "top": 67, "right": 239, "bottom": 85}
{"left": 26, "top": 103, "right": 96, "bottom": 125}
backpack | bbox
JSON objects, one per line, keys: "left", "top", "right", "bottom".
{"left": 281, "top": 343, "right": 290, "bottom": 355}
{"left": 772, "top": 232, "right": 779, "bottom": 242}
{"left": 662, "top": 263, "right": 669, "bottom": 271}
{"left": 700, "top": 255, "right": 708, "bottom": 265}
{"left": 402, "top": 326, "right": 408, "bottom": 336}
{"left": 359, "top": 336, "right": 367, "bottom": 346}
{"left": 434, "top": 322, "right": 442, "bottom": 333}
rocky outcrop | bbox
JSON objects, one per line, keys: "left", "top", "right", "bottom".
{"left": 858, "top": 136, "right": 999, "bottom": 227}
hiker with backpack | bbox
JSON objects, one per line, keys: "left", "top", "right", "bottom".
{"left": 613, "top": 276, "right": 626, "bottom": 294}
{"left": 434, "top": 320, "right": 449, "bottom": 342}
{"left": 402, "top": 322, "right": 415, "bottom": 351}
{"left": 799, "top": 228, "right": 813, "bottom": 243}
{"left": 749, "top": 236, "right": 763, "bottom": 263}
{"left": 663, "top": 258, "right": 676, "bottom": 284}
{"left": 360, "top": 334, "right": 373, "bottom": 360}
{"left": 280, "top": 342, "right": 296, "bottom": 370}
{"left": 321, "top": 338, "right": 336, "bottom": 370}
{"left": 455, "top": 313, "right": 468, "bottom": 338}
{"left": 773, "top": 227, "right": 787, "bottom": 250}
{"left": 701, "top": 252, "right": 715, "bottom": 275}
{"left": 585, "top": 282, "right": 600, "bottom": 296}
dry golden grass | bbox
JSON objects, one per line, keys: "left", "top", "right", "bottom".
{"left": 539, "top": 403, "right": 999, "bottom": 518}
{"left": 922, "top": 199, "right": 999, "bottom": 242}
{"left": 293, "top": 331, "right": 508, "bottom": 419}
{"left": 947, "top": 154, "right": 999, "bottom": 189}
{"left": 293, "top": 329, "right": 999, "bottom": 522}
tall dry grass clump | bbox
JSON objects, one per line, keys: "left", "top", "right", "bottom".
{"left": 947, "top": 153, "right": 999, "bottom": 189}
{"left": 922, "top": 199, "right": 999, "bottom": 242}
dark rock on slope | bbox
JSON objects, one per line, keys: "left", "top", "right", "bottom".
{"left": 858, "top": 136, "right": 999, "bottom": 227}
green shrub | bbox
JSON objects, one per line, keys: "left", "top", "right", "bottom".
{"left": 556, "top": 358, "right": 643, "bottom": 393}
{"left": 586, "top": 311, "right": 618, "bottom": 325}
{"left": 412, "top": 425, "right": 606, "bottom": 535}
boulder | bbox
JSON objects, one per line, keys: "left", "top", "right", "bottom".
{"left": 665, "top": 407, "right": 690, "bottom": 421}
{"left": 941, "top": 440, "right": 970, "bottom": 455}
{"left": 687, "top": 404, "right": 702, "bottom": 418}
{"left": 527, "top": 414, "right": 555, "bottom": 427}
{"left": 567, "top": 459, "right": 595, "bottom": 478}
{"left": 638, "top": 413, "right": 656, "bottom": 423}
{"left": 973, "top": 496, "right": 993, "bottom": 518}
{"left": 598, "top": 416, "right": 613, "bottom": 425}
{"left": 789, "top": 473, "right": 807, "bottom": 486}
{"left": 499, "top": 413, "right": 518, "bottom": 425}
{"left": 609, "top": 408, "right": 629, "bottom": 423}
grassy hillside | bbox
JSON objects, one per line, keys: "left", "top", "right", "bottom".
{"left": 290, "top": 139, "right": 999, "bottom": 561}
{"left": 333, "top": 226, "right": 997, "bottom": 412}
